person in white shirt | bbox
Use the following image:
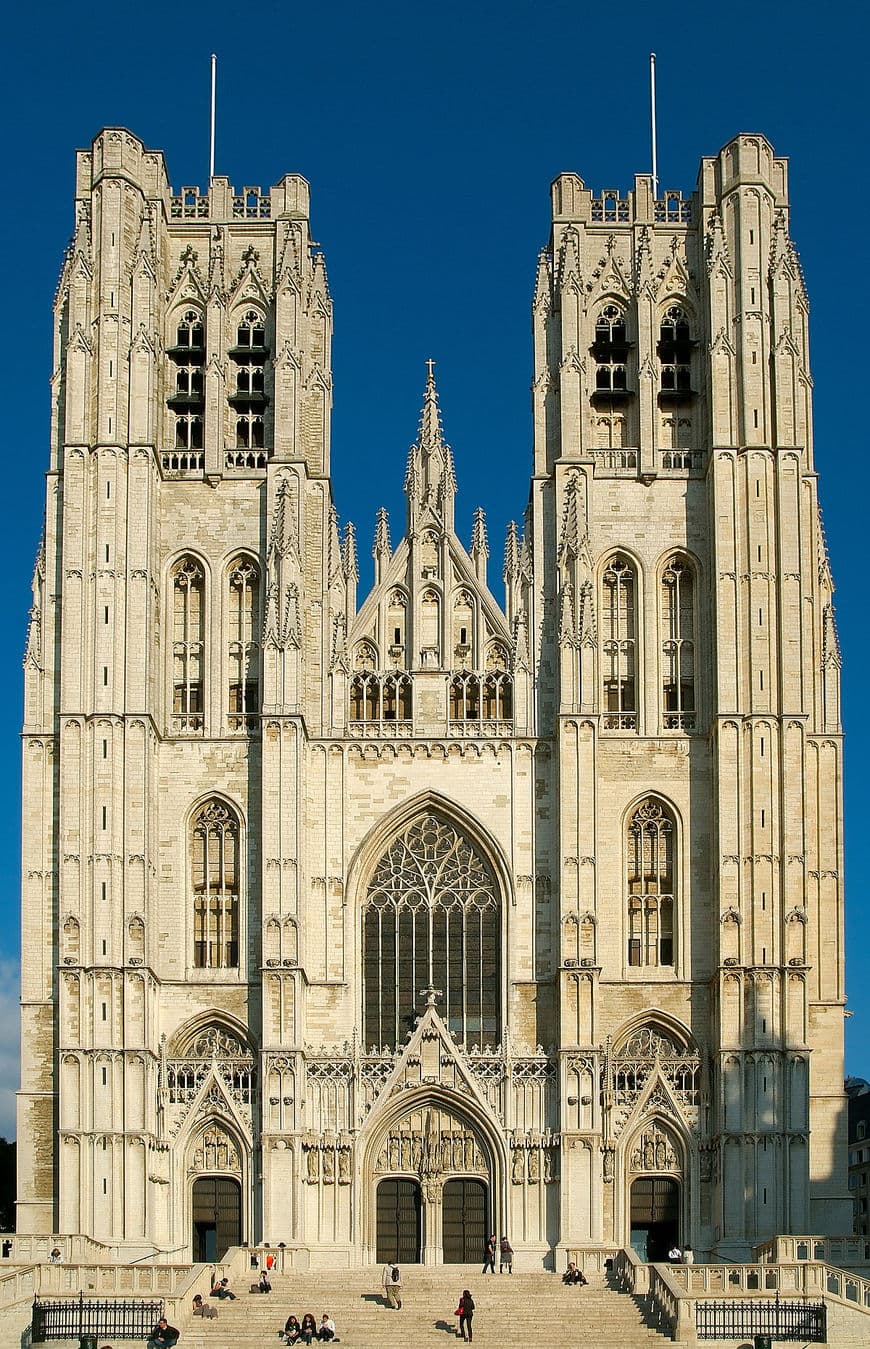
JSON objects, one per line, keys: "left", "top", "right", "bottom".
{"left": 317, "top": 1312, "right": 336, "bottom": 1341}
{"left": 381, "top": 1261, "right": 402, "bottom": 1309}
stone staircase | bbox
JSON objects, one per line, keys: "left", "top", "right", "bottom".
{"left": 180, "top": 1266, "right": 670, "bottom": 1347}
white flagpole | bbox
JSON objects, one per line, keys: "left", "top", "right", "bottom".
{"left": 209, "top": 54, "right": 217, "bottom": 180}
{"left": 650, "top": 52, "right": 659, "bottom": 199}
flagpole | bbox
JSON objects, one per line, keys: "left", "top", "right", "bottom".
{"left": 209, "top": 54, "right": 217, "bottom": 180}
{"left": 650, "top": 52, "right": 658, "bottom": 199}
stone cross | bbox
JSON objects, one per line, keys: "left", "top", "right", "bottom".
{"left": 419, "top": 985, "right": 442, "bottom": 1009}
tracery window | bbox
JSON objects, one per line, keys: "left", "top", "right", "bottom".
{"left": 602, "top": 555, "right": 637, "bottom": 729}
{"left": 661, "top": 558, "right": 695, "bottom": 730}
{"left": 228, "top": 558, "right": 260, "bottom": 732}
{"left": 172, "top": 557, "right": 205, "bottom": 732}
{"left": 167, "top": 309, "right": 205, "bottom": 452}
{"left": 363, "top": 814, "right": 500, "bottom": 1049}
{"left": 349, "top": 671, "right": 412, "bottom": 724}
{"left": 192, "top": 801, "right": 240, "bottom": 970}
{"left": 592, "top": 304, "right": 631, "bottom": 397}
{"left": 449, "top": 671, "right": 480, "bottom": 720}
{"left": 229, "top": 310, "right": 269, "bottom": 452}
{"left": 658, "top": 305, "right": 693, "bottom": 397}
{"left": 626, "top": 800, "right": 675, "bottom": 968}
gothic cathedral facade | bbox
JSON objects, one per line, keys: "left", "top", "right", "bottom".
{"left": 18, "top": 128, "right": 851, "bottom": 1267}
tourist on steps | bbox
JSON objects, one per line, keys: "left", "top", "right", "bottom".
{"left": 382, "top": 1260, "right": 403, "bottom": 1308}
{"left": 258, "top": 1270, "right": 273, "bottom": 1293}
{"left": 482, "top": 1234, "right": 496, "bottom": 1274}
{"left": 281, "top": 1313, "right": 302, "bottom": 1343}
{"left": 192, "top": 1293, "right": 217, "bottom": 1318}
{"left": 455, "top": 1289, "right": 475, "bottom": 1342}
{"left": 499, "top": 1235, "right": 513, "bottom": 1273}
{"left": 563, "top": 1262, "right": 587, "bottom": 1286}
{"left": 211, "top": 1277, "right": 237, "bottom": 1300}
{"left": 317, "top": 1312, "right": 336, "bottom": 1341}
{"left": 146, "top": 1317, "right": 179, "bottom": 1349}
{"left": 299, "top": 1312, "right": 318, "bottom": 1344}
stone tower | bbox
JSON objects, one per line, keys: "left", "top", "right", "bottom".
{"left": 18, "top": 128, "right": 850, "bottom": 1265}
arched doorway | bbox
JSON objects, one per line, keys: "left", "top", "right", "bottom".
{"left": 629, "top": 1177, "right": 680, "bottom": 1263}
{"left": 442, "top": 1178, "right": 487, "bottom": 1262}
{"left": 376, "top": 1178, "right": 422, "bottom": 1263}
{"left": 192, "top": 1176, "right": 241, "bottom": 1260}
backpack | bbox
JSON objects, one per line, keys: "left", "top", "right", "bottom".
{"left": 391, "top": 1266, "right": 400, "bottom": 1282}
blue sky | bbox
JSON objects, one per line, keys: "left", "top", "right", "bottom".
{"left": 0, "top": 0, "right": 868, "bottom": 1136}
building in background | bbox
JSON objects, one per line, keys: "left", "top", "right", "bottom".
{"left": 17, "top": 128, "right": 851, "bottom": 1266}
{"left": 846, "top": 1078, "right": 870, "bottom": 1236}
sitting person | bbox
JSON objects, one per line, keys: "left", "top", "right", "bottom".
{"left": 317, "top": 1312, "right": 336, "bottom": 1342}
{"left": 210, "top": 1277, "right": 236, "bottom": 1301}
{"left": 258, "top": 1271, "right": 272, "bottom": 1293}
{"left": 563, "top": 1261, "right": 587, "bottom": 1285}
{"left": 282, "top": 1314, "right": 302, "bottom": 1344}
{"left": 299, "top": 1312, "right": 318, "bottom": 1344}
{"left": 146, "top": 1317, "right": 179, "bottom": 1349}
{"left": 191, "top": 1293, "right": 217, "bottom": 1319}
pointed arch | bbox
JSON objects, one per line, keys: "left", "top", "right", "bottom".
{"left": 624, "top": 797, "right": 678, "bottom": 969}
{"left": 170, "top": 552, "right": 207, "bottom": 733}
{"left": 349, "top": 795, "right": 510, "bottom": 1053}
{"left": 657, "top": 552, "right": 697, "bottom": 731}
{"left": 600, "top": 551, "right": 639, "bottom": 730}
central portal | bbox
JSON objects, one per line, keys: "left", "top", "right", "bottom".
{"left": 192, "top": 1176, "right": 241, "bottom": 1261}
{"left": 376, "top": 1178, "right": 422, "bottom": 1263}
{"left": 629, "top": 1176, "right": 679, "bottom": 1263}
{"left": 442, "top": 1178, "right": 487, "bottom": 1262}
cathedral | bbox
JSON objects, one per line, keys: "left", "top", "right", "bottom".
{"left": 17, "top": 127, "right": 851, "bottom": 1269}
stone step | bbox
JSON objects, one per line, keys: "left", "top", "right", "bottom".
{"left": 179, "top": 1271, "right": 669, "bottom": 1347}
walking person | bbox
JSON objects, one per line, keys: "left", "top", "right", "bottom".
{"left": 455, "top": 1289, "right": 475, "bottom": 1342}
{"left": 498, "top": 1234, "right": 513, "bottom": 1273}
{"left": 482, "top": 1233, "right": 496, "bottom": 1274}
{"left": 382, "top": 1259, "right": 402, "bottom": 1308}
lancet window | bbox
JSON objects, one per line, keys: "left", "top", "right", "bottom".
{"left": 167, "top": 309, "right": 205, "bottom": 452}
{"left": 363, "top": 814, "right": 500, "bottom": 1049}
{"left": 192, "top": 801, "right": 241, "bottom": 970}
{"left": 661, "top": 557, "right": 695, "bottom": 730}
{"left": 658, "top": 305, "right": 694, "bottom": 397}
{"left": 626, "top": 800, "right": 675, "bottom": 968}
{"left": 592, "top": 304, "right": 631, "bottom": 397}
{"left": 602, "top": 555, "right": 637, "bottom": 728}
{"left": 227, "top": 558, "right": 260, "bottom": 732}
{"left": 172, "top": 556, "right": 205, "bottom": 732}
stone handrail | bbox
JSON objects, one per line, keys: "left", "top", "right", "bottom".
{"left": 753, "top": 1233, "right": 870, "bottom": 1267}
{"left": 0, "top": 1264, "right": 37, "bottom": 1310}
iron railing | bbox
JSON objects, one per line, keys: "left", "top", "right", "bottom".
{"left": 32, "top": 1294, "right": 165, "bottom": 1342}
{"left": 695, "top": 1297, "right": 826, "bottom": 1341}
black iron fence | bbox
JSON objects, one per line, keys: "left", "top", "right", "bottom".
{"left": 32, "top": 1294, "right": 165, "bottom": 1342}
{"left": 695, "top": 1297, "right": 826, "bottom": 1342}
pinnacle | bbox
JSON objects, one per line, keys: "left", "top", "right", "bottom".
{"left": 373, "top": 507, "right": 392, "bottom": 559}
{"left": 471, "top": 508, "right": 489, "bottom": 560}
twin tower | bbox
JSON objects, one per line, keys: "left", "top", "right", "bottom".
{"left": 18, "top": 128, "right": 850, "bottom": 1266}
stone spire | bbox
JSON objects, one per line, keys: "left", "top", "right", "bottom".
{"left": 471, "top": 507, "right": 489, "bottom": 585}
{"left": 405, "top": 361, "right": 455, "bottom": 533}
{"left": 343, "top": 521, "right": 358, "bottom": 618}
